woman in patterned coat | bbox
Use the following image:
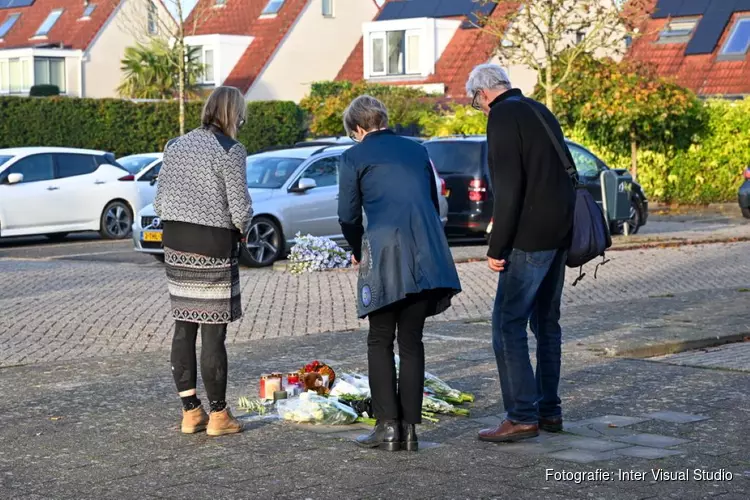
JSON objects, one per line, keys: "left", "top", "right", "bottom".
{"left": 338, "top": 95, "right": 461, "bottom": 452}
{"left": 154, "top": 86, "right": 252, "bottom": 437}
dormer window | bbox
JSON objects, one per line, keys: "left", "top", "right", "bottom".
{"left": 35, "top": 9, "right": 64, "bottom": 38}
{"left": 261, "top": 0, "right": 284, "bottom": 16}
{"left": 322, "top": 0, "right": 334, "bottom": 18}
{"left": 370, "top": 30, "right": 420, "bottom": 76}
{"left": 720, "top": 17, "right": 750, "bottom": 57}
{"left": 81, "top": 3, "right": 97, "bottom": 19}
{"left": 0, "top": 13, "right": 20, "bottom": 39}
{"left": 658, "top": 17, "right": 698, "bottom": 43}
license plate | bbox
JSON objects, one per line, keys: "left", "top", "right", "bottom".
{"left": 143, "top": 231, "right": 162, "bottom": 242}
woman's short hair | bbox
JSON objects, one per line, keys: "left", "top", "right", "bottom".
{"left": 343, "top": 95, "right": 389, "bottom": 136}
{"left": 202, "top": 86, "right": 247, "bottom": 139}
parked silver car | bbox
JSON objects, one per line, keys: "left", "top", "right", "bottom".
{"left": 133, "top": 143, "right": 449, "bottom": 267}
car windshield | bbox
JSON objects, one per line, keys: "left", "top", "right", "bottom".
{"left": 117, "top": 156, "right": 156, "bottom": 174}
{"left": 0, "top": 155, "right": 13, "bottom": 168}
{"left": 246, "top": 156, "right": 304, "bottom": 189}
{"left": 424, "top": 142, "right": 484, "bottom": 175}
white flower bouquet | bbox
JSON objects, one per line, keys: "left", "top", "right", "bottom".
{"left": 288, "top": 233, "right": 352, "bottom": 274}
{"left": 276, "top": 391, "right": 358, "bottom": 425}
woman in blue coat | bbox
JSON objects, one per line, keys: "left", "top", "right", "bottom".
{"left": 338, "top": 95, "right": 462, "bottom": 452}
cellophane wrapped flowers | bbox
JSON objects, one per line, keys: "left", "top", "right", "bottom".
{"left": 288, "top": 233, "right": 352, "bottom": 274}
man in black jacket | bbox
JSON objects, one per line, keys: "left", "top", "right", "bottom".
{"left": 466, "top": 64, "right": 576, "bottom": 443}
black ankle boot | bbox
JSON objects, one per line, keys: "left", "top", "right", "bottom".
{"left": 400, "top": 422, "right": 418, "bottom": 452}
{"left": 355, "top": 420, "right": 401, "bottom": 451}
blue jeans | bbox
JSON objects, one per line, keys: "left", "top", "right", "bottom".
{"left": 492, "top": 248, "right": 566, "bottom": 424}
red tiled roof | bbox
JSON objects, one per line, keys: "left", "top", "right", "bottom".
{"left": 335, "top": 1, "right": 514, "bottom": 98}
{"left": 185, "top": 0, "right": 309, "bottom": 94}
{"left": 627, "top": 11, "right": 750, "bottom": 96}
{"left": 0, "top": 0, "right": 120, "bottom": 50}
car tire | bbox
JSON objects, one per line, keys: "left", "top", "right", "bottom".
{"left": 45, "top": 232, "right": 69, "bottom": 242}
{"left": 241, "top": 217, "right": 283, "bottom": 268}
{"left": 153, "top": 254, "right": 165, "bottom": 263}
{"left": 613, "top": 199, "right": 642, "bottom": 236}
{"left": 742, "top": 207, "right": 750, "bottom": 219}
{"left": 99, "top": 201, "right": 133, "bottom": 240}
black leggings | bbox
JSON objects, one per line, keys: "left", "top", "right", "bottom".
{"left": 367, "top": 292, "right": 431, "bottom": 425}
{"left": 170, "top": 320, "right": 228, "bottom": 402}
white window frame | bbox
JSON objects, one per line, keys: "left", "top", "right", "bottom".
{"left": 147, "top": 1, "right": 158, "bottom": 36}
{"left": 404, "top": 30, "right": 420, "bottom": 75}
{"left": 720, "top": 17, "right": 750, "bottom": 56}
{"left": 370, "top": 32, "right": 386, "bottom": 76}
{"left": 192, "top": 46, "right": 216, "bottom": 85}
{"left": 658, "top": 17, "right": 698, "bottom": 43}
{"left": 33, "top": 56, "right": 66, "bottom": 93}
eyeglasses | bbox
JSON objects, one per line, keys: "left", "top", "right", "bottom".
{"left": 238, "top": 118, "right": 246, "bottom": 129}
{"left": 471, "top": 91, "right": 482, "bottom": 110}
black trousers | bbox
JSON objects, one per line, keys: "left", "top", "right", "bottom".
{"left": 367, "top": 292, "right": 431, "bottom": 424}
{"left": 170, "top": 320, "right": 228, "bottom": 402}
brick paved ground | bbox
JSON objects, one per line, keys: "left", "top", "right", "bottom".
{"left": 653, "top": 341, "right": 750, "bottom": 372}
{"left": 1, "top": 241, "right": 749, "bottom": 367}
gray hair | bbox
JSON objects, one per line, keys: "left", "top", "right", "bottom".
{"left": 465, "top": 64, "right": 512, "bottom": 96}
{"left": 343, "top": 95, "right": 389, "bottom": 136}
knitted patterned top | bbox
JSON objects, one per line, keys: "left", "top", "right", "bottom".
{"left": 154, "top": 127, "right": 253, "bottom": 235}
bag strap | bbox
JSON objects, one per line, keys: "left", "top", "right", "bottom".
{"left": 513, "top": 98, "right": 579, "bottom": 185}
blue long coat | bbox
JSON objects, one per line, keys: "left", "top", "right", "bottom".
{"left": 338, "top": 130, "right": 462, "bottom": 318}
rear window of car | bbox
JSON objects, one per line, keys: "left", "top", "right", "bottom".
{"left": 246, "top": 156, "right": 304, "bottom": 189}
{"left": 117, "top": 156, "right": 156, "bottom": 174}
{"left": 424, "top": 141, "right": 484, "bottom": 175}
{"left": 0, "top": 155, "right": 13, "bottom": 168}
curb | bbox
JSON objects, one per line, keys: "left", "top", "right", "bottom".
{"left": 598, "top": 332, "right": 750, "bottom": 359}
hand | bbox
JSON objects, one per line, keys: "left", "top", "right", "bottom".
{"left": 488, "top": 257, "right": 506, "bottom": 272}
{"left": 351, "top": 255, "right": 359, "bottom": 266}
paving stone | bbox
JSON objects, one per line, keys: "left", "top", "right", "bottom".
{"left": 563, "top": 423, "right": 635, "bottom": 438}
{"left": 566, "top": 437, "right": 631, "bottom": 452}
{"left": 546, "top": 449, "right": 620, "bottom": 464}
{"left": 643, "top": 410, "right": 710, "bottom": 423}
{"left": 614, "top": 446, "right": 686, "bottom": 459}
{"left": 611, "top": 433, "right": 691, "bottom": 449}
{"left": 567, "top": 415, "right": 652, "bottom": 428}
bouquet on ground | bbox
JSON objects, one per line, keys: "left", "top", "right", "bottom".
{"left": 422, "top": 394, "right": 470, "bottom": 421}
{"left": 277, "top": 391, "right": 358, "bottom": 425}
{"left": 424, "top": 371, "right": 475, "bottom": 404}
{"left": 288, "top": 234, "right": 351, "bottom": 274}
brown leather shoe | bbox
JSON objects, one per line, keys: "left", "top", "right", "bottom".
{"left": 478, "top": 419, "right": 539, "bottom": 443}
{"left": 181, "top": 406, "right": 209, "bottom": 434}
{"left": 207, "top": 408, "right": 243, "bottom": 437}
{"left": 539, "top": 415, "right": 563, "bottom": 433}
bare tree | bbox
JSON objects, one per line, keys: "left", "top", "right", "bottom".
{"left": 118, "top": 0, "right": 217, "bottom": 134}
{"left": 475, "top": 0, "right": 652, "bottom": 111}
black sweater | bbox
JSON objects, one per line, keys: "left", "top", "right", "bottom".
{"left": 486, "top": 89, "right": 576, "bottom": 259}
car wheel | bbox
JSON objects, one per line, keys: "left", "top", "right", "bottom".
{"left": 742, "top": 207, "right": 750, "bottom": 219}
{"left": 45, "top": 232, "right": 69, "bottom": 242}
{"left": 241, "top": 217, "right": 283, "bottom": 268}
{"left": 153, "top": 254, "right": 165, "bottom": 263}
{"left": 100, "top": 201, "right": 133, "bottom": 240}
{"left": 615, "top": 199, "right": 641, "bottom": 235}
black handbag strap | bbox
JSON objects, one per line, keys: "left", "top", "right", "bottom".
{"left": 514, "top": 98, "right": 579, "bottom": 185}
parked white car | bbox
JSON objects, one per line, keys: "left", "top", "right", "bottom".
{"left": 0, "top": 147, "right": 151, "bottom": 240}
{"left": 133, "top": 142, "right": 449, "bottom": 266}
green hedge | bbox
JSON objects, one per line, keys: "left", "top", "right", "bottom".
{"left": 0, "top": 97, "right": 306, "bottom": 157}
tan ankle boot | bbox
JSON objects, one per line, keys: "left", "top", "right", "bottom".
{"left": 181, "top": 406, "right": 209, "bottom": 434}
{"left": 207, "top": 408, "right": 243, "bottom": 437}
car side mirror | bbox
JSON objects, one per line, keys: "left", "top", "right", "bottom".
{"left": 6, "top": 173, "right": 23, "bottom": 185}
{"left": 292, "top": 177, "right": 317, "bottom": 193}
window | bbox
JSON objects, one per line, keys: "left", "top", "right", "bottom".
{"left": 261, "top": 0, "right": 284, "bottom": 16}
{"left": 658, "top": 17, "right": 698, "bottom": 43}
{"left": 246, "top": 156, "right": 304, "bottom": 189}
{"left": 81, "top": 3, "right": 97, "bottom": 19}
{"left": 139, "top": 162, "right": 162, "bottom": 182}
{"left": 370, "top": 30, "right": 420, "bottom": 76}
{"left": 191, "top": 46, "right": 215, "bottom": 84}
{"left": 148, "top": 1, "right": 158, "bottom": 35}
{"left": 215, "top": 0, "right": 227, "bottom": 6}
{"left": 117, "top": 156, "right": 157, "bottom": 174}
{"left": 2, "top": 154, "right": 55, "bottom": 183}
{"left": 55, "top": 154, "right": 98, "bottom": 178}
{"left": 34, "top": 57, "right": 66, "bottom": 93}
{"left": 35, "top": 9, "right": 64, "bottom": 37}
{"left": 568, "top": 145, "right": 600, "bottom": 178}
{"left": 7, "top": 58, "right": 31, "bottom": 94}
{"left": 424, "top": 142, "right": 484, "bottom": 175}
{"left": 0, "top": 155, "right": 14, "bottom": 168}
{"left": 721, "top": 18, "right": 750, "bottom": 56}
{"left": 301, "top": 156, "right": 339, "bottom": 187}
{"left": 0, "top": 13, "right": 20, "bottom": 39}
{"left": 322, "top": 0, "right": 333, "bottom": 17}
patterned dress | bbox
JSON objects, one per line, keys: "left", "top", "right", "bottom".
{"left": 154, "top": 127, "right": 253, "bottom": 325}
